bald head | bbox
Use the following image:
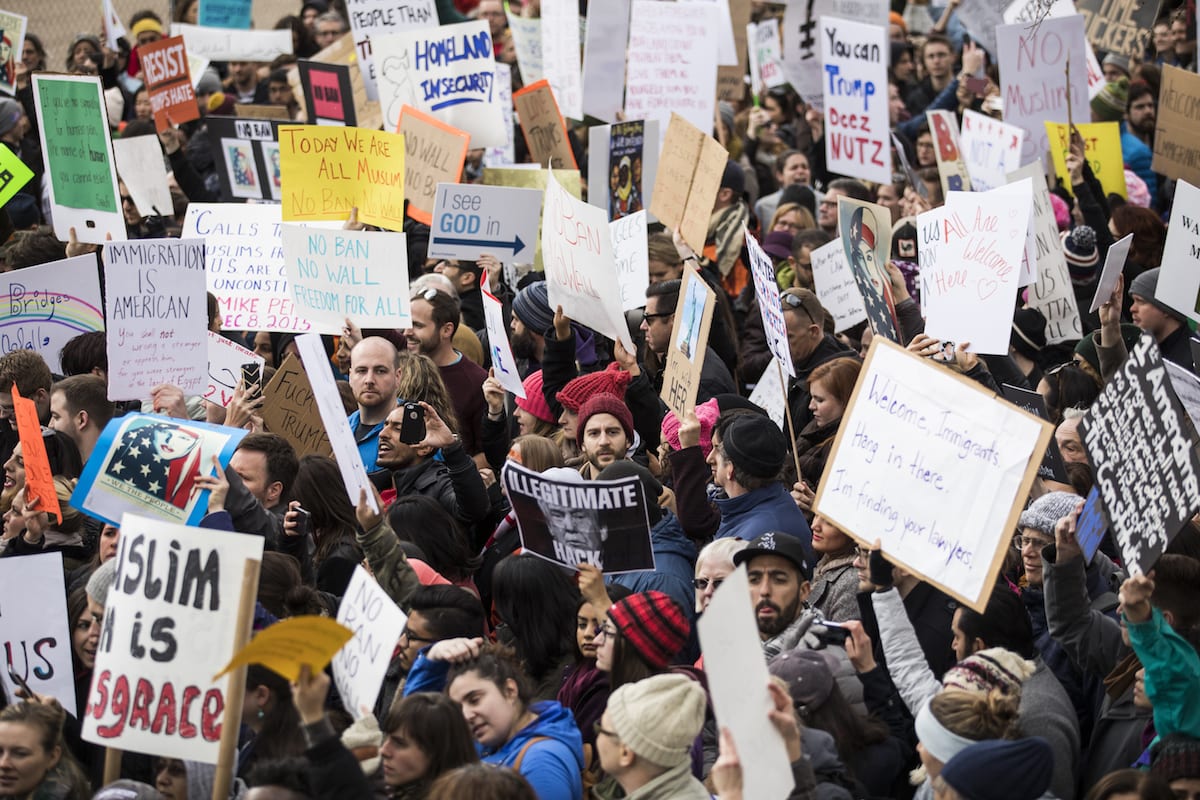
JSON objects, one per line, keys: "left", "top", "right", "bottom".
{"left": 349, "top": 336, "right": 401, "bottom": 422}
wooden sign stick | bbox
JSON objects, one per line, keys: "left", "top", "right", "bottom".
{"left": 102, "top": 747, "right": 123, "bottom": 785}
{"left": 1065, "top": 54, "right": 1074, "bottom": 132}
{"left": 778, "top": 359, "right": 803, "bottom": 482}
{"left": 211, "top": 559, "right": 262, "bottom": 800}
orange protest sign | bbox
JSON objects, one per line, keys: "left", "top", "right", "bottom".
{"left": 137, "top": 35, "right": 199, "bottom": 133}
{"left": 397, "top": 106, "right": 470, "bottom": 226}
{"left": 12, "top": 385, "right": 62, "bottom": 523}
{"left": 513, "top": 79, "right": 578, "bottom": 170}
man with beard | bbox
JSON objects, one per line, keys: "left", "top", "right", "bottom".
{"left": 1123, "top": 82, "right": 1158, "bottom": 198}
{"left": 348, "top": 337, "right": 402, "bottom": 472}
{"left": 576, "top": 392, "right": 635, "bottom": 479}
{"left": 510, "top": 280, "right": 555, "bottom": 375}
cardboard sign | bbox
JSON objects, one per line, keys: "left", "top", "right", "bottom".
{"left": 1153, "top": 180, "right": 1200, "bottom": 326}
{"left": 344, "top": 0, "right": 437, "bottom": 101}
{"left": 138, "top": 35, "right": 199, "bottom": 132}
{"left": 171, "top": 22, "right": 292, "bottom": 62}
{"left": 996, "top": 16, "right": 1088, "bottom": 167}
{"left": 819, "top": 18, "right": 891, "bottom": 185}
{"left": 810, "top": 238, "right": 867, "bottom": 332}
{"left": 183, "top": 203, "right": 312, "bottom": 334}
{"left": 112, "top": 136, "right": 174, "bottom": 219}
{"left": 261, "top": 354, "right": 334, "bottom": 458}
{"left": 1046, "top": 121, "right": 1127, "bottom": 199}
{"left": 103, "top": 239, "right": 208, "bottom": 401}
{"left": 72, "top": 415, "right": 247, "bottom": 527}
{"left": 371, "top": 20, "right": 505, "bottom": 147}
{"left": 32, "top": 75, "right": 125, "bottom": 244}
{"left": 279, "top": 124, "right": 406, "bottom": 230}
{"left": 513, "top": 80, "right": 578, "bottom": 170}
{"left": 838, "top": 196, "right": 897, "bottom": 342}
{"left": 612, "top": 210, "right": 650, "bottom": 313}
{"left": 625, "top": 0, "right": 719, "bottom": 139}
{"left": 397, "top": 106, "right": 469, "bottom": 225}
{"left": 83, "top": 513, "right": 264, "bottom": 762}
{"left": 1076, "top": 0, "right": 1154, "bottom": 57}
{"left": 927, "top": 110, "right": 972, "bottom": 195}
{"left": 998, "top": 383, "right": 1071, "bottom": 484}
{"left": 204, "top": 116, "right": 283, "bottom": 202}
{"left": 543, "top": 171, "right": 635, "bottom": 354}
{"left": 0, "top": 254, "right": 104, "bottom": 374}
{"left": 746, "top": 231, "right": 796, "bottom": 380}
{"left": 1089, "top": 233, "right": 1133, "bottom": 313}
{"left": 580, "top": 0, "right": 631, "bottom": 121}
{"left": 748, "top": 359, "right": 787, "bottom": 430}
{"left": 0, "top": 553, "right": 75, "bottom": 716}
{"left": 299, "top": 61, "right": 356, "bottom": 126}
{"left": 650, "top": 114, "right": 728, "bottom": 254}
{"left": 1079, "top": 334, "right": 1200, "bottom": 575}
{"left": 960, "top": 110, "right": 1025, "bottom": 193}
{"left": 507, "top": 11, "right": 543, "bottom": 83}
{"left": 0, "top": 144, "right": 33, "bottom": 208}
{"left": 1153, "top": 65, "right": 1200, "bottom": 188}
{"left": 782, "top": 0, "right": 889, "bottom": 110}
{"left": 332, "top": 567, "right": 407, "bottom": 718}
{"left": 0, "top": 9, "right": 27, "bottom": 97}
{"left": 718, "top": 0, "right": 751, "bottom": 102}
{"left": 428, "top": 182, "right": 540, "bottom": 262}
{"left": 540, "top": 0, "right": 583, "bottom": 121}
{"left": 1007, "top": 163, "right": 1082, "bottom": 343}
{"left": 205, "top": 331, "right": 263, "bottom": 409}
{"left": 661, "top": 268, "right": 716, "bottom": 418}
{"left": 748, "top": 18, "right": 787, "bottom": 98}
{"left": 199, "top": 0, "right": 251, "bottom": 28}
{"left": 503, "top": 461, "right": 655, "bottom": 573}
{"left": 12, "top": 385, "right": 60, "bottom": 522}
{"left": 216, "top": 615, "right": 352, "bottom": 681}
{"left": 813, "top": 338, "right": 1052, "bottom": 610}
{"left": 281, "top": 226, "right": 410, "bottom": 334}
{"left": 482, "top": 273, "right": 525, "bottom": 398}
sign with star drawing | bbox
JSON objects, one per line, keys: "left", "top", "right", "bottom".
{"left": 71, "top": 413, "right": 247, "bottom": 527}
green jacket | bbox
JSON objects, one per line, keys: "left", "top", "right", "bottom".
{"left": 356, "top": 518, "right": 422, "bottom": 611}
{"left": 1126, "top": 606, "right": 1200, "bottom": 740}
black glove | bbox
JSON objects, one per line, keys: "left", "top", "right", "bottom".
{"left": 869, "top": 547, "right": 895, "bottom": 590}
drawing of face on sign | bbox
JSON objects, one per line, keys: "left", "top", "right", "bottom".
{"left": 103, "top": 419, "right": 203, "bottom": 511}
{"left": 841, "top": 199, "right": 899, "bottom": 342}
{"left": 541, "top": 495, "right": 607, "bottom": 566}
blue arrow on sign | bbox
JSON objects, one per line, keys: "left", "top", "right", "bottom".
{"left": 430, "top": 234, "right": 525, "bottom": 254}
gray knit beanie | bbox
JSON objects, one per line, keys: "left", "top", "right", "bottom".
{"left": 606, "top": 673, "right": 706, "bottom": 768}
{"left": 1017, "top": 492, "right": 1082, "bottom": 537}
{"left": 86, "top": 557, "right": 119, "bottom": 607}
{"left": 1130, "top": 268, "right": 1185, "bottom": 321}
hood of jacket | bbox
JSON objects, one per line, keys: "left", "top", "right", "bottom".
{"left": 487, "top": 700, "right": 585, "bottom": 771}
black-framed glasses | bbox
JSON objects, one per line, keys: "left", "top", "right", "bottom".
{"left": 593, "top": 720, "right": 620, "bottom": 740}
{"left": 781, "top": 292, "right": 816, "bottom": 326}
{"left": 595, "top": 623, "right": 618, "bottom": 642}
{"left": 693, "top": 577, "right": 724, "bottom": 591}
{"left": 399, "top": 629, "right": 437, "bottom": 645}
{"left": 642, "top": 310, "right": 673, "bottom": 323}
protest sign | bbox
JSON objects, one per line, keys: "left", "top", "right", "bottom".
{"left": 1046, "top": 121, "right": 1126, "bottom": 199}
{"left": 503, "top": 461, "right": 654, "bottom": 573}
{"left": 1076, "top": 0, "right": 1154, "bottom": 57}
{"left": 718, "top": 0, "right": 752, "bottom": 101}
{"left": 698, "top": 567, "right": 796, "bottom": 800}
{"left": 0, "top": 254, "right": 104, "bottom": 373}
{"left": 32, "top": 75, "right": 125, "bottom": 244}
{"left": 540, "top": 0, "right": 583, "bottom": 121}
{"left": 542, "top": 170, "right": 635, "bottom": 354}
{"left": 1166, "top": 360, "right": 1200, "bottom": 432}
{"left": 748, "top": 18, "right": 787, "bottom": 98}
{"left": 72, "top": 414, "right": 246, "bottom": 527}
{"left": 998, "top": 383, "right": 1071, "bottom": 484}
{"left": 204, "top": 116, "right": 283, "bottom": 202}
{"left": 205, "top": 331, "right": 263, "bottom": 409}
{"left": 1152, "top": 180, "right": 1200, "bottom": 326}
{"left": 13, "top": 385, "right": 61, "bottom": 522}
{"left": 397, "top": 106, "right": 468, "bottom": 225}
{"left": 589, "top": 120, "right": 657, "bottom": 223}
{"left": 838, "top": 196, "right": 897, "bottom": 342}
{"left": 484, "top": 63, "right": 515, "bottom": 166}
{"left": 298, "top": 61, "right": 356, "bottom": 126}
{"left": 507, "top": 11, "right": 543, "bottom": 83}
{"left": 112, "top": 135, "right": 174, "bottom": 219}
{"left": 611, "top": 211, "right": 650, "bottom": 313}
{"left": 661, "top": 268, "right": 716, "bottom": 418}
{"left": 281, "top": 226, "right": 410, "bottom": 334}
{"left": 83, "top": 513, "right": 263, "bottom": 762}
{"left": 216, "top": 615, "right": 352, "bottom": 681}
{"left": 0, "top": 9, "right": 26, "bottom": 97}
{"left": 199, "top": 0, "right": 251, "bottom": 28}
{"left": 996, "top": 16, "right": 1088, "bottom": 167}
{"left": 279, "top": 124, "right": 406, "bottom": 230}
{"left": 0, "top": 145, "right": 33, "bottom": 208}
{"left": 103, "top": 239, "right": 207, "bottom": 401}
{"left": 183, "top": 203, "right": 312, "bottom": 334}
{"left": 678, "top": 0, "right": 738, "bottom": 65}
{"left": 581, "top": 0, "right": 631, "bottom": 121}
{"left": 1003, "top": 0, "right": 1076, "bottom": 23}
{"left": 1007, "top": 163, "right": 1082, "bottom": 342}
{"left": 749, "top": 359, "right": 787, "bottom": 430}
{"left": 138, "top": 35, "right": 199, "bottom": 132}
{"left": 101, "top": 0, "right": 125, "bottom": 49}
{"left": 482, "top": 166, "right": 580, "bottom": 271}
{"left": 261, "top": 354, "right": 334, "bottom": 458}
{"left": 782, "top": 0, "right": 889, "bottom": 110}
{"left": 747, "top": 230, "right": 796, "bottom": 380}
{"left": 650, "top": 114, "right": 728, "bottom": 254}
{"left": 482, "top": 274, "right": 525, "bottom": 398}
{"left": 344, "top": 0, "right": 437, "bottom": 100}
{"left": 813, "top": 338, "right": 1052, "bottom": 610}
{"left": 810, "top": 239, "right": 867, "bottom": 332}
{"left": 0, "top": 553, "right": 75, "bottom": 716}
{"left": 625, "top": 0, "right": 719, "bottom": 138}
{"left": 171, "top": 22, "right": 292, "bottom": 61}
{"left": 927, "top": 110, "right": 972, "bottom": 194}
{"left": 513, "top": 80, "right": 578, "bottom": 170}
{"left": 296, "top": 333, "right": 378, "bottom": 512}
{"left": 959, "top": 110, "right": 1025, "bottom": 193}
{"left": 1089, "top": 233, "right": 1133, "bottom": 313}
{"left": 304, "top": 33, "right": 384, "bottom": 132}
{"left": 371, "top": 21, "right": 505, "bottom": 147}
{"left": 1079, "top": 334, "right": 1200, "bottom": 575}
{"left": 332, "top": 567, "right": 407, "bottom": 718}
{"left": 955, "top": 0, "right": 1004, "bottom": 56}
{"left": 819, "top": 18, "right": 891, "bottom": 185}
{"left": 428, "top": 182, "right": 539, "bottom": 262}
{"left": 1152, "top": 66, "right": 1200, "bottom": 188}
{"left": 1076, "top": 486, "right": 1108, "bottom": 563}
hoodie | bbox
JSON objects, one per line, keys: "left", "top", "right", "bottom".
{"left": 483, "top": 700, "right": 585, "bottom": 800}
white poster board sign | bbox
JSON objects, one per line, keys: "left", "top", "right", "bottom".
{"left": 112, "top": 135, "right": 174, "bottom": 219}
{"left": 819, "top": 17, "right": 891, "bottom": 185}
{"left": 581, "top": 0, "right": 631, "bottom": 121}
{"left": 0, "top": 254, "right": 104, "bottom": 374}
{"left": 782, "top": 0, "right": 889, "bottom": 110}
{"left": 611, "top": 210, "right": 650, "bottom": 313}
{"left": 344, "top": 0, "right": 437, "bottom": 100}
{"left": 332, "top": 566, "right": 407, "bottom": 718}
{"left": 959, "top": 110, "right": 1026, "bottom": 193}
{"left": 206, "top": 331, "right": 264, "bottom": 408}
{"left": 506, "top": 13, "right": 543, "bottom": 84}
{"left": 1089, "top": 233, "right": 1133, "bottom": 313}
{"left": 0, "top": 553, "right": 76, "bottom": 716}
{"left": 810, "top": 239, "right": 868, "bottom": 332}
{"left": 748, "top": 359, "right": 788, "bottom": 430}
{"left": 1154, "top": 180, "right": 1200, "bottom": 325}
{"left": 540, "top": 0, "right": 583, "bottom": 121}
{"left": 427, "top": 183, "right": 541, "bottom": 262}
{"left": 171, "top": 22, "right": 293, "bottom": 61}
{"left": 747, "top": 231, "right": 797, "bottom": 379}
{"left": 483, "top": 277, "right": 526, "bottom": 398}
{"left": 625, "top": 0, "right": 719, "bottom": 140}
{"left": 748, "top": 18, "right": 787, "bottom": 97}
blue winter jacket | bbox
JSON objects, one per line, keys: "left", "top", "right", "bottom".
{"left": 715, "top": 483, "right": 813, "bottom": 552}
{"left": 482, "top": 700, "right": 585, "bottom": 800}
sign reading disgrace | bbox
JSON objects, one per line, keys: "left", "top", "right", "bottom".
{"left": 812, "top": 338, "right": 1051, "bottom": 610}
{"left": 83, "top": 513, "right": 264, "bottom": 763}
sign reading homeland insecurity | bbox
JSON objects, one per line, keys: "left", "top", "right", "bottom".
{"left": 344, "top": 0, "right": 437, "bottom": 100}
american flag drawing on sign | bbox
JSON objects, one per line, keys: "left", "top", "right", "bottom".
{"left": 103, "top": 419, "right": 204, "bottom": 510}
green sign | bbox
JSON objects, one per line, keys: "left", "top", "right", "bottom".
{"left": 36, "top": 78, "right": 119, "bottom": 213}
{"left": 0, "top": 146, "right": 34, "bottom": 209}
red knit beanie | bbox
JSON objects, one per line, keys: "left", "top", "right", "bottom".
{"left": 576, "top": 392, "right": 635, "bottom": 448}
{"left": 555, "top": 362, "right": 631, "bottom": 413}
{"left": 514, "top": 370, "right": 556, "bottom": 424}
{"left": 608, "top": 591, "right": 691, "bottom": 670}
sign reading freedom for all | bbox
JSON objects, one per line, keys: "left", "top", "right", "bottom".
{"left": 83, "top": 514, "right": 264, "bottom": 763}
{"left": 812, "top": 338, "right": 1051, "bottom": 610}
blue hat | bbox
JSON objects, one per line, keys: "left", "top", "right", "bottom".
{"left": 941, "top": 738, "right": 1054, "bottom": 800}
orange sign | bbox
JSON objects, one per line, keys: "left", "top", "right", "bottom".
{"left": 138, "top": 35, "right": 199, "bottom": 132}
{"left": 12, "top": 385, "right": 62, "bottom": 523}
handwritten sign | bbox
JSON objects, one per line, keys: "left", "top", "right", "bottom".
{"left": 482, "top": 273, "right": 525, "bottom": 398}
{"left": 1166, "top": 360, "right": 1200, "bottom": 432}
{"left": 612, "top": 210, "right": 650, "bottom": 313}
{"left": 112, "top": 135, "right": 174, "bottom": 218}
{"left": 748, "top": 18, "right": 786, "bottom": 98}
{"left": 138, "top": 35, "right": 198, "bottom": 132}
{"left": 1152, "top": 66, "right": 1200, "bottom": 188}
{"left": 625, "top": 0, "right": 719, "bottom": 138}
{"left": 1046, "top": 121, "right": 1126, "bottom": 198}
{"left": 749, "top": 359, "right": 787, "bottom": 430}
{"left": 782, "top": 0, "right": 889, "bottom": 110}
{"left": 581, "top": 0, "right": 631, "bottom": 121}
{"left": 513, "top": 80, "right": 577, "bottom": 169}
{"left": 0, "top": 145, "right": 33, "bottom": 209}
{"left": 927, "top": 110, "right": 972, "bottom": 195}
{"left": 32, "top": 75, "right": 125, "bottom": 244}
{"left": 1153, "top": 180, "right": 1200, "bottom": 326}
{"left": 83, "top": 514, "right": 263, "bottom": 762}
{"left": 299, "top": 61, "right": 356, "bottom": 126}
{"left": 1080, "top": 334, "right": 1200, "bottom": 575}
{"left": 12, "top": 385, "right": 61, "bottom": 522}
{"left": 0, "top": 9, "right": 27, "bottom": 97}
{"left": 838, "top": 196, "right": 897, "bottom": 342}
{"left": 747, "top": 230, "right": 796, "bottom": 380}
{"left": 650, "top": 114, "right": 727, "bottom": 254}
{"left": 279, "top": 124, "right": 406, "bottom": 230}
{"left": 344, "top": 0, "right": 436, "bottom": 100}
{"left": 206, "top": 331, "right": 263, "bottom": 409}
{"left": 0, "top": 553, "right": 74, "bottom": 716}
{"left": 542, "top": 171, "right": 634, "bottom": 354}
{"left": 820, "top": 18, "right": 890, "bottom": 185}
{"left": 810, "top": 239, "right": 867, "bottom": 332}
{"left": 0, "top": 254, "right": 103, "bottom": 373}
{"left": 261, "top": 354, "right": 333, "bottom": 458}
{"left": 485, "top": 62, "right": 515, "bottom": 166}
{"left": 332, "top": 567, "right": 407, "bottom": 718}
{"left": 171, "top": 22, "right": 292, "bottom": 62}
{"left": 103, "top": 239, "right": 207, "bottom": 401}
{"left": 507, "top": 12, "right": 543, "bottom": 83}
{"left": 428, "top": 182, "right": 540, "bottom": 262}
{"left": 199, "top": 0, "right": 251, "bottom": 28}
{"left": 1076, "top": 0, "right": 1154, "bottom": 57}
{"left": 398, "top": 105, "right": 468, "bottom": 225}
{"left": 960, "top": 110, "right": 1025, "bottom": 193}
{"left": 540, "top": 0, "right": 583, "bottom": 121}
{"left": 661, "top": 268, "right": 716, "bottom": 418}
{"left": 813, "top": 338, "right": 1051, "bottom": 610}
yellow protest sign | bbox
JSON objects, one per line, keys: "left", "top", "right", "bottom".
{"left": 0, "top": 146, "right": 35, "bottom": 210}
{"left": 1045, "top": 121, "right": 1127, "bottom": 199}
{"left": 279, "top": 125, "right": 406, "bottom": 231}
{"left": 213, "top": 615, "right": 353, "bottom": 682}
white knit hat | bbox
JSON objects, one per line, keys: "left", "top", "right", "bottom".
{"left": 86, "top": 558, "right": 119, "bottom": 607}
{"left": 606, "top": 673, "right": 706, "bottom": 768}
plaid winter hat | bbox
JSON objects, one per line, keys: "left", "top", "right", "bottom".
{"left": 608, "top": 591, "right": 691, "bottom": 669}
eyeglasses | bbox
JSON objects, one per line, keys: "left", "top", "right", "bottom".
{"left": 1013, "top": 535, "right": 1052, "bottom": 551}
{"left": 399, "top": 629, "right": 437, "bottom": 645}
{"left": 120, "top": 195, "right": 134, "bottom": 204}
{"left": 853, "top": 546, "right": 873, "bottom": 561}
{"left": 593, "top": 720, "right": 620, "bottom": 740}
{"left": 781, "top": 292, "right": 817, "bottom": 326}
{"left": 595, "top": 623, "right": 618, "bottom": 641}
{"left": 642, "top": 311, "right": 673, "bottom": 323}
{"left": 693, "top": 577, "right": 724, "bottom": 591}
